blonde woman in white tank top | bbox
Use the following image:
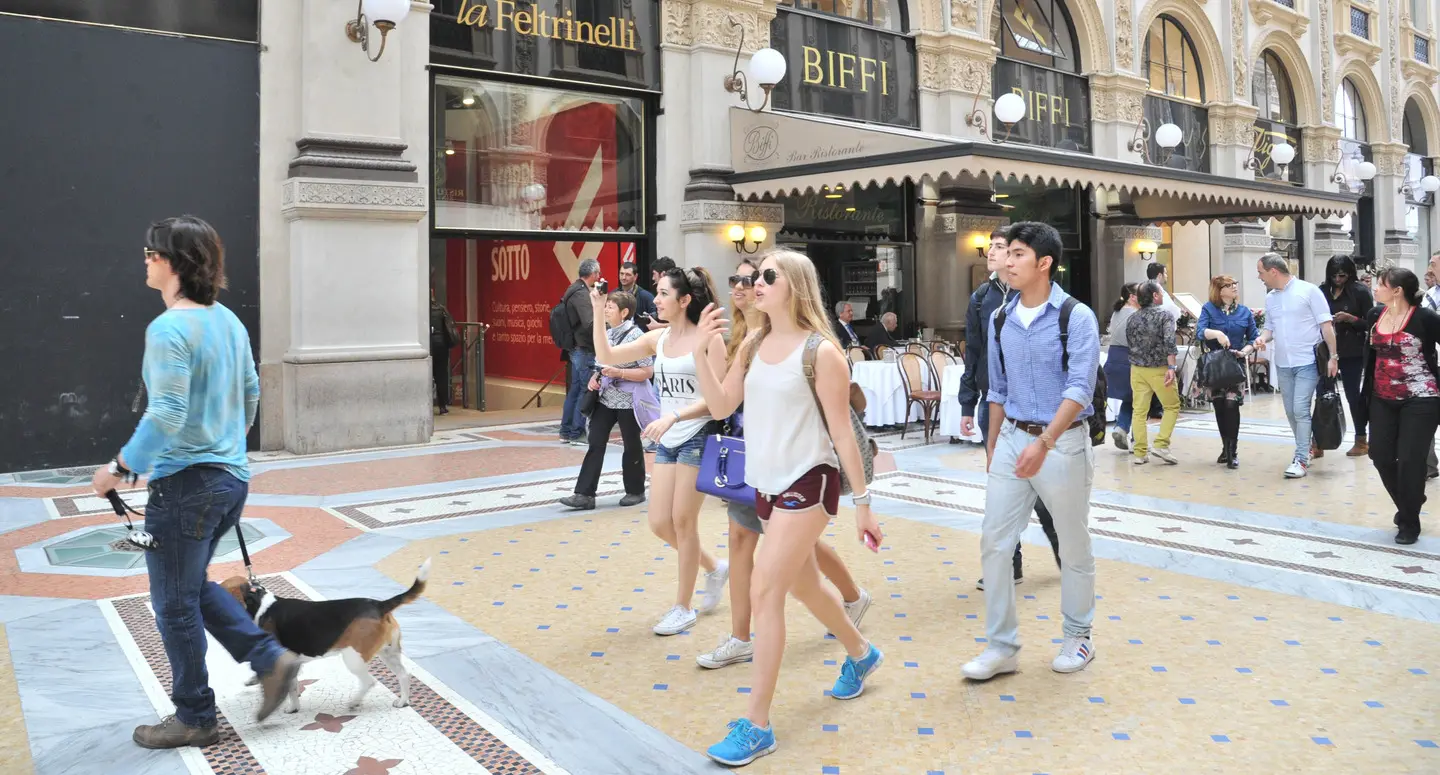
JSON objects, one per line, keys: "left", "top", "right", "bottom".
{"left": 589, "top": 266, "right": 729, "bottom": 637}
{"left": 692, "top": 250, "right": 883, "bottom": 767}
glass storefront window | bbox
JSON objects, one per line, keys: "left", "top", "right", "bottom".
{"left": 433, "top": 75, "right": 645, "bottom": 234}
{"left": 991, "top": 0, "right": 1083, "bottom": 73}
{"left": 1145, "top": 16, "right": 1202, "bottom": 103}
{"left": 1336, "top": 79, "right": 1367, "bottom": 142}
{"left": 1252, "top": 51, "right": 1295, "bottom": 124}
{"left": 1408, "top": 205, "right": 1431, "bottom": 263}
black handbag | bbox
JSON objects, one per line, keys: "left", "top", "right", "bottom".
{"left": 579, "top": 388, "right": 599, "bottom": 417}
{"left": 1312, "top": 383, "right": 1345, "bottom": 451}
{"left": 1198, "top": 347, "right": 1247, "bottom": 391}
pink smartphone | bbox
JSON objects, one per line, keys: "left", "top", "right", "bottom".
{"left": 863, "top": 530, "right": 881, "bottom": 553}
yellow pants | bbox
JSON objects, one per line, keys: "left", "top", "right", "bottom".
{"left": 1131, "top": 365, "right": 1181, "bottom": 457}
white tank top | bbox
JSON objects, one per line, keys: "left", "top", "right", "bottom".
{"left": 653, "top": 328, "right": 713, "bottom": 449}
{"left": 742, "top": 337, "right": 838, "bottom": 495}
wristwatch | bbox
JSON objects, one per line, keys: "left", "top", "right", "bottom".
{"left": 1038, "top": 431, "right": 1056, "bottom": 451}
{"left": 852, "top": 491, "right": 872, "bottom": 506}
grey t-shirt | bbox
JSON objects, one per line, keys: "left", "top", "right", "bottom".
{"left": 1109, "top": 306, "right": 1136, "bottom": 348}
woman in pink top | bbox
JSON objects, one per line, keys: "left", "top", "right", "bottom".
{"left": 1364, "top": 267, "right": 1440, "bottom": 545}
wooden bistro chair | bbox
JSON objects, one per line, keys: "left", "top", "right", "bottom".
{"left": 897, "top": 352, "right": 942, "bottom": 442}
{"left": 929, "top": 348, "right": 958, "bottom": 386}
{"left": 874, "top": 344, "right": 896, "bottom": 362}
{"left": 906, "top": 342, "right": 930, "bottom": 356}
{"left": 847, "top": 346, "right": 870, "bottom": 364}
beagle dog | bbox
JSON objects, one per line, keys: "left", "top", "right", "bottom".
{"left": 221, "top": 558, "right": 431, "bottom": 714}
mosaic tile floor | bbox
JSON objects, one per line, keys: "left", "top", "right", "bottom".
{"left": 0, "top": 393, "right": 1436, "bottom": 774}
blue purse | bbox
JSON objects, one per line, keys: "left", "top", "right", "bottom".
{"left": 696, "top": 413, "right": 754, "bottom": 505}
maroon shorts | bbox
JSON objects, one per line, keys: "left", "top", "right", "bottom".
{"left": 755, "top": 464, "right": 841, "bottom": 522}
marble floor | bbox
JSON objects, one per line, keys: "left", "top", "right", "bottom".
{"left": 0, "top": 393, "right": 1436, "bottom": 774}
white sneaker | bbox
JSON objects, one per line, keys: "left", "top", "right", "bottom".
{"left": 975, "top": 576, "right": 1023, "bottom": 591}
{"left": 961, "top": 648, "right": 1019, "bottom": 681}
{"left": 1112, "top": 430, "right": 1129, "bottom": 450}
{"left": 698, "top": 562, "right": 729, "bottom": 613}
{"left": 1132, "top": 455, "right": 1149, "bottom": 466}
{"left": 1052, "top": 636, "right": 1095, "bottom": 673}
{"left": 1284, "top": 459, "right": 1308, "bottom": 479}
{"left": 844, "top": 588, "right": 873, "bottom": 629}
{"left": 696, "top": 635, "right": 754, "bottom": 669}
{"left": 1151, "top": 447, "right": 1178, "bottom": 465}
{"left": 653, "top": 605, "right": 697, "bottom": 636}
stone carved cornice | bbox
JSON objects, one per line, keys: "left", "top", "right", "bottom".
{"left": 1090, "top": 73, "right": 1148, "bottom": 124}
{"left": 1370, "top": 142, "right": 1412, "bottom": 177}
{"left": 679, "top": 200, "right": 784, "bottom": 226}
{"left": 1303, "top": 124, "right": 1343, "bottom": 164}
{"left": 1249, "top": 0, "right": 1308, "bottom": 35}
{"left": 915, "top": 31, "right": 997, "bottom": 95}
{"left": 663, "top": 0, "right": 774, "bottom": 52}
{"left": 1109, "top": 225, "right": 1163, "bottom": 242}
{"left": 281, "top": 179, "right": 427, "bottom": 221}
{"left": 945, "top": 0, "right": 974, "bottom": 32}
{"left": 1319, "top": 0, "right": 1332, "bottom": 121}
{"left": 1207, "top": 102, "right": 1261, "bottom": 147}
{"left": 1115, "top": 0, "right": 1135, "bottom": 70}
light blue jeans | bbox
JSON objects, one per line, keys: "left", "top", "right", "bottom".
{"left": 1276, "top": 363, "right": 1319, "bottom": 463}
{"left": 980, "top": 421, "right": 1096, "bottom": 655}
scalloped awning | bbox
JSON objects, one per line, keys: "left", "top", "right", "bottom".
{"left": 727, "top": 109, "right": 1358, "bottom": 224}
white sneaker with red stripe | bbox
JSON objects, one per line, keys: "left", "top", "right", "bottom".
{"left": 1052, "top": 636, "right": 1095, "bottom": 673}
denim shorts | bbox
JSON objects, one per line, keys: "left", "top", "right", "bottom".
{"left": 654, "top": 432, "right": 707, "bottom": 466}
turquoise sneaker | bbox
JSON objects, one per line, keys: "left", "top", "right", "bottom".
{"left": 831, "top": 643, "right": 884, "bottom": 700}
{"left": 707, "top": 718, "right": 777, "bottom": 766}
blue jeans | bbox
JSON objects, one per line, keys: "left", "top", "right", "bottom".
{"left": 1276, "top": 363, "right": 1320, "bottom": 462}
{"left": 981, "top": 422, "right": 1095, "bottom": 654}
{"left": 560, "top": 349, "right": 595, "bottom": 440}
{"left": 145, "top": 466, "right": 285, "bottom": 727}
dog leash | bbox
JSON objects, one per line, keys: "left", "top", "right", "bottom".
{"left": 105, "top": 489, "right": 258, "bottom": 585}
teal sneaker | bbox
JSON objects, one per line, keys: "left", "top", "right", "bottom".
{"left": 707, "top": 718, "right": 776, "bottom": 766}
{"left": 831, "top": 643, "right": 884, "bottom": 700}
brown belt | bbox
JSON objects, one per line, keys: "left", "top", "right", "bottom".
{"left": 1011, "top": 420, "right": 1083, "bottom": 437}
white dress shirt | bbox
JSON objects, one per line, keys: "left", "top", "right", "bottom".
{"left": 1424, "top": 285, "right": 1440, "bottom": 311}
{"left": 1263, "top": 277, "right": 1333, "bottom": 368}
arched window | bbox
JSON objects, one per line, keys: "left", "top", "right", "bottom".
{"left": 1145, "top": 15, "right": 1203, "bottom": 102}
{"left": 1336, "top": 79, "right": 1366, "bottom": 142}
{"left": 991, "top": 0, "right": 1083, "bottom": 73}
{"left": 781, "top": 0, "right": 905, "bottom": 31}
{"left": 1251, "top": 51, "right": 1296, "bottom": 124}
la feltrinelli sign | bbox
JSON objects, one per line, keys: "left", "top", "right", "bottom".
{"left": 452, "top": 0, "right": 639, "bottom": 51}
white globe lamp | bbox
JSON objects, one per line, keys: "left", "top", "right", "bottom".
{"left": 1357, "top": 161, "right": 1378, "bottom": 181}
{"left": 349, "top": 0, "right": 412, "bottom": 61}
{"left": 748, "top": 48, "right": 787, "bottom": 89}
{"left": 1270, "top": 142, "right": 1296, "bottom": 167}
{"left": 1421, "top": 175, "right": 1440, "bottom": 193}
{"left": 1155, "top": 122, "right": 1183, "bottom": 149}
{"left": 994, "top": 93, "right": 1026, "bottom": 126}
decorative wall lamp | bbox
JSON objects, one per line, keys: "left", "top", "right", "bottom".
{"left": 346, "top": 0, "right": 412, "bottom": 62}
{"left": 1399, "top": 174, "right": 1440, "bottom": 199}
{"left": 723, "top": 18, "right": 787, "bottom": 113}
{"left": 1135, "top": 239, "right": 1158, "bottom": 262}
{"left": 965, "top": 92, "right": 1026, "bottom": 143}
{"left": 1246, "top": 140, "right": 1296, "bottom": 178}
{"left": 969, "top": 233, "right": 989, "bottom": 258}
{"left": 728, "top": 224, "right": 767, "bottom": 254}
{"left": 1127, "top": 119, "right": 1183, "bottom": 165}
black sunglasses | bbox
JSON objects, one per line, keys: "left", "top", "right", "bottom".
{"left": 757, "top": 268, "right": 780, "bottom": 286}
{"left": 729, "top": 271, "right": 759, "bottom": 288}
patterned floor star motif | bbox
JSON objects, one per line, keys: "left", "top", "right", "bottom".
{"left": 301, "top": 711, "right": 357, "bottom": 732}
{"left": 344, "top": 756, "right": 405, "bottom": 775}
{"left": 1395, "top": 566, "right": 1433, "bottom": 575}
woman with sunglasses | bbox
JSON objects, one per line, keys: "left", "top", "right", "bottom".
{"left": 590, "top": 266, "right": 729, "bottom": 636}
{"left": 1104, "top": 283, "right": 1140, "bottom": 450}
{"left": 692, "top": 250, "right": 882, "bottom": 766}
{"left": 1197, "top": 275, "right": 1259, "bottom": 468}
{"left": 697, "top": 260, "right": 871, "bottom": 671}
{"left": 1320, "top": 254, "right": 1374, "bottom": 457}
{"left": 1364, "top": 267, "right": 1440, "bottom": 545}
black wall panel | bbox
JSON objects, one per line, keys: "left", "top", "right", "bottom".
{"left": 0, "top": 16, "right": 260, "bottom": 472}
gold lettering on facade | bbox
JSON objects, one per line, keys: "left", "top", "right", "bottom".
{"left": 1010, "top": 86, "right": 1071, "bottom": 125}
{"left": 456, "top": 0, "right": 638, "bottom": 51}
{"left": 801, "top": 45, "right": 890, "bottom": 95}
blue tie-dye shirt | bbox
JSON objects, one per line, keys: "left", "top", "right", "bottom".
{"left": 120, "top": 304, "right": 258, "bottom": 482}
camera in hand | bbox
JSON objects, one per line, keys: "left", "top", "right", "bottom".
{"left": 596, "top": 279, "right": 608, "bottom": 295}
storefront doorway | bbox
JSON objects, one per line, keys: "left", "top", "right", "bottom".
{"left": 994, "top": 179, "right": 1093, "bottom": 306}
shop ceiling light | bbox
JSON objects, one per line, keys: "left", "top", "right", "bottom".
{"left": 462, "top": 92, "right": 476, "bottom": 106}
{"left": 723, "top": 17, "right": 786, "bottom": 113}
{"left": 346, "top": 0, "right": 412, "bottom": 62}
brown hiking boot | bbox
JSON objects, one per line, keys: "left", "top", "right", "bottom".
{"left": 1346, "top": 438, "right": 1368, "bottom": 457}
{"left": 257, "top": 651, "right": 302, "bottom": 722}
{"left": 132, "top": 715, "right": 220, "bottom": 749}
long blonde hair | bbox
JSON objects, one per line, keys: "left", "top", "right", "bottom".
{"left": 747, "top": 248, "right": 841, "bottom": 363}
{"left": 726, "top": 258, "right": 761, "bottom": 365}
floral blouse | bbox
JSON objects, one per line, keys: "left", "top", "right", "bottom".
{"left": 1125, "top": 306, "right": 1178, "bottom": 368}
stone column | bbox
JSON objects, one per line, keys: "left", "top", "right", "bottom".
{"left": 1207, "top": 103, "right": 1261, "bottom": 178}
{"left": 1223, "top": 222, "right": 1274, "bottom": 309}
{"left": 1372, "top": 142, "right": 1418, "bottom": 271}
{"left": 1089, "top": 73, "right": 1148, "bottom": 162}
{"left": 915, "top": 31, "right": 997, "bottom": 139}
{"left": 659, "top": 0, "right": 777, "bottom": 263}
{"left": 258, "top": 0, "right": 432, "bottom": 454}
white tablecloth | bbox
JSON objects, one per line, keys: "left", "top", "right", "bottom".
{"left": 852, "top": 361, "right": 930, "bottom": 427}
